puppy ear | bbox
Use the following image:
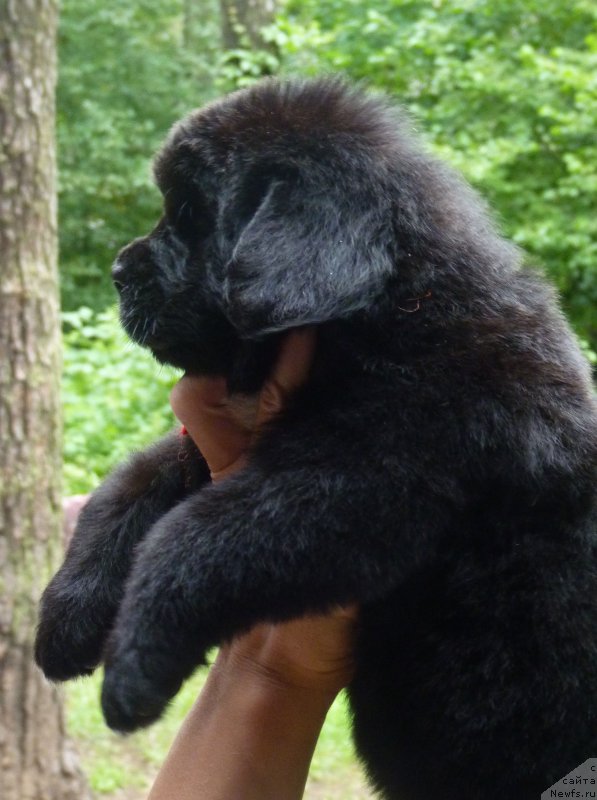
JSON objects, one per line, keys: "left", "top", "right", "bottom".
{"left": 222, "top": 173, "right": 395, "bottom": 336}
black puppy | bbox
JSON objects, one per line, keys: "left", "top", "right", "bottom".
{"left": 36, "top": 78, "right": 597, "bottom": 799}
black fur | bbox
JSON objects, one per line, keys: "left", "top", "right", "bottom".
{"left": 36, "top": 78, "right": 597, "bottom": 799}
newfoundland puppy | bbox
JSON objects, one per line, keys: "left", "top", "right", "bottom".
{"left": 36, "top": 78, "right": 597, "bottom": 799}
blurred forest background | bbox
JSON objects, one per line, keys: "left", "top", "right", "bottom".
{"left": 47, "top": 0, "right": 597, "bottom": 796}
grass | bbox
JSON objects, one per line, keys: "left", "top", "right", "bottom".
{"left": 66, "top": 663, "right": 371, "bottom": 799}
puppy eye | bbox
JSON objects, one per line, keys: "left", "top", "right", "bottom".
{"left": 175, "top": 201, "right": 195, "bottom": 228}
{"left": 165, "top": 194, "right": 213, "bottom": 240}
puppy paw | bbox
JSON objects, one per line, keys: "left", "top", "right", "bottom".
{"left": 35, "top": 579, "right": 114, "bottom": 681}
{"left": 101, "top": 647, "right": 188, "bottom": 733}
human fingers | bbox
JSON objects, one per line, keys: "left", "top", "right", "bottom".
{"left": 170, "top": 375, "right": 252, "bottom": 478}
{"left": 256, "top": 328, "right": 316, "bottom": 426}
{"left": 170, "top": 328, "right": 316, "bottom": 477}
{"left": 219, "top": 604, "right": 359, "bottom": 694}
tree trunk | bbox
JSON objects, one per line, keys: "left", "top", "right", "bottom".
{"left": 220, "top": 0, "right": 278, "bottom": 51}
{"left": 0, "top": 2, "right": 89, "bottom": 798}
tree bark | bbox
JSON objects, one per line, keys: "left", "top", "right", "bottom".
{"left": 0, "top": 2, "right": 89, "bottom": 798}
{"left": 220, "top": 0, "right": 278, "bottom": 51}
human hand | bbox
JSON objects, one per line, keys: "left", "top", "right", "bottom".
{"left": 169, "top": 327, "right": 358, "bottom": 695}
{"left": 170, "top": 327, "right": 316, "bottom": 480}
{"left": 148, "top": 329, "right": 357, "bottom": 800}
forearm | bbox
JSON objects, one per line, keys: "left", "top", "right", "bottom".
{"left": 147, "top": 648, "right": 337, "bottom": 800}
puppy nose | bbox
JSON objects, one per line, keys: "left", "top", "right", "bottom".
{"left": 111, "top": 259, "right": 127, "bottom": 292}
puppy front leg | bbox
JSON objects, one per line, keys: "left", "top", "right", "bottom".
{"left": 100, "top": 458, "right": 440, "bottom": 732}
{"left": 35, "top": 430, "right": 210, "bottom": 681}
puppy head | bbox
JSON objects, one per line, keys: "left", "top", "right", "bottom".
{"left": 113, "top": 78, "right": 407, "bottom": 373}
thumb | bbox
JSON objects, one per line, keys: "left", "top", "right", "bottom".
{"left": 256, "top": 328, "right": 316, "bottom": 426}
{"left": 170, "top": 376, "right": 252, "bottom": 477}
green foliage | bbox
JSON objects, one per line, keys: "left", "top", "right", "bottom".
{"left": 276, "top": 0, "right": 597, "bottom": 345}
{"left": 217, "top": 45, "right": 280, "bottom": 87}
{"left": 62, "top": 307, "right": 178, "bottom": 493}
{"left": 58, "top": 0, "right": 222, "bottom": 311}
{"left": 57, "top": 0, "right": 280, "bottom": 311}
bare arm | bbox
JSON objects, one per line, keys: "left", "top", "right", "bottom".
{"left": 147, "top": 329, "right": 357, "bottom": 800}
{"left": 148, "top": 612, "right": 356, "bottom": 800}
